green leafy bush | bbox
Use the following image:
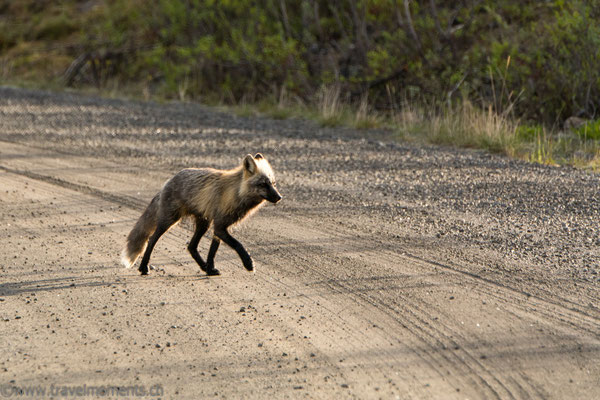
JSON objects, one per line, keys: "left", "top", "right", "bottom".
{"left": 517, "top": 124, "right": 544, "bottom": 141}
{"left": 574, "top": 120, "right": 600, "bottom": 140}
{"left": 1, "top": 0, "right": 600, "bottom": 125}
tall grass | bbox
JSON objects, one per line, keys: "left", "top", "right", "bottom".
{"left": 396, "top": 100, "right": 519, "bottom": 154}
{"left": 354, "top": 93, "right": 381, "bottom": 129}
{"left": 316, "top": 84, "right": 344, "bottom": 126}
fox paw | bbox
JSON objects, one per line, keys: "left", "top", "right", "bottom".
{"left": 243, "top": 258, "right": 254, "bottom": 272}
{"left": 206, "top": 268, "right": 220, "bottom": 276}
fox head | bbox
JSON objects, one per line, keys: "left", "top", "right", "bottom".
{"left": 242, "top": 153, "right": 282, "bottom": 204}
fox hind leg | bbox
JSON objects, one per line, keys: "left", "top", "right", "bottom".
{"left": 138, "top": 212, "right": 179, "bottom": 275}
{"left": 138, "top": 225, "right": 167, "bottom": 275}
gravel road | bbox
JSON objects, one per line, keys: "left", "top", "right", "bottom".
{"left": 0, "top": 87, "right": 599, "bottom": 399}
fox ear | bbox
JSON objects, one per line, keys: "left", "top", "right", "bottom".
{"left": 243, "top": 154, "right": 257, "bottom": 174}
{"left": 254, "top": 153, "right": 264, "bottom": 160}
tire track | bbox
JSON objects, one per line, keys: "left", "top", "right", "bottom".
{"left": 279, "top": 245, "right": 511, "bottom": 399}
{"left": 259, "top": 248, "right": 462, "bottom": 396}
{"left": 250, "top": 224, "right": 597, "bottom": 399}
{"left": 401, "top": 252, "right": 600, "bottom": 328}
{"left": 397, "top": 251, "right": 600, "bottom": 337}
{"left": 246, "top": 223, "right": 505, "bottom": 398}
{"left": 274, "top": 213, "right": 600, "bottom": 335}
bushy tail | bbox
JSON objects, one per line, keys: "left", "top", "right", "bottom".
{"left": 121, "top": 194, "right": 160, "bottom": 268}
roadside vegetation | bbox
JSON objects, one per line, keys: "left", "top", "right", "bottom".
{"left": 1, "top": 0, "right": 599, "bottom": 169}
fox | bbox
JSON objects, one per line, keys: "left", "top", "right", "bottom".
{"left": 121, "top": 153, "right": 282, "bottom": 276}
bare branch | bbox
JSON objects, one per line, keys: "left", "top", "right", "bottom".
{"left": 429, "top": 0, "right": 446, "bottom": 38}
{"left": 403, "top": 0, "right": 422, "bottom": 52}
{"left": 279, "top": 0, "right": 291, "bottom": 41}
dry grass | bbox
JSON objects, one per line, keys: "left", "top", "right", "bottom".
{"left": 396, "top": 100, "right": 519, "bottom": 154}
{"left": 317, "top": 84, "right": 341, "bottom": 118}
{"left": 354, "top": 93, "right": 382, "bottom": 129}
{"left": 212, "top": 82, "right": 600, "bottom": 171}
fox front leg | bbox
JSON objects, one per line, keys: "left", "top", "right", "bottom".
{"left": 214, "top": 226, "right": 254, "bottom": 272}
{"left": 203, "top": 237, "right": 221, "bottom": 276}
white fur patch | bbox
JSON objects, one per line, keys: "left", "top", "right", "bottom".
{"left": 255, "top": 158, "right": 275, "bottom": 181}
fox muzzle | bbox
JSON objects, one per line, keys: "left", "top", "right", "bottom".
{"left": 265, "top": 187, "right": 282, "bottom": 204}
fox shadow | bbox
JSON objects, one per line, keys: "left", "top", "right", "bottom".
{"left": 0, "top": 275, "right": 121, "bottom": 297}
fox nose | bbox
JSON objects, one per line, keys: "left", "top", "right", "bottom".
{"left": 269, "top": 188, "right": 282, "bottom": 203}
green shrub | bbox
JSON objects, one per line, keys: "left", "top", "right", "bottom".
{"left": 574, "top": 120, "right": 600, "bottom": 140}
{"left": 34, "top": 14, "right": 77, "bottom": 40}
{"left": 517, "top": 124, "right": 544, "bottom": 141}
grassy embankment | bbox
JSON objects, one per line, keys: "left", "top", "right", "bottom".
{"left": 1, "top": 0, "right": 599, "bottom": 169}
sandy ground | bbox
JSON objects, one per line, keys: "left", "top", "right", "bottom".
{"left": 0, "top": 87, "right": 599, "bottom": 399}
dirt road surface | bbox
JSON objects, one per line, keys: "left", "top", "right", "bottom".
{"left": 1, "top": 87, "right": 599, "bottom": 399}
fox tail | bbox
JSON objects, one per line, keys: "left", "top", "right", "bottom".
{"left": 121, "top": 194, "right": 160, "bottom": 268}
